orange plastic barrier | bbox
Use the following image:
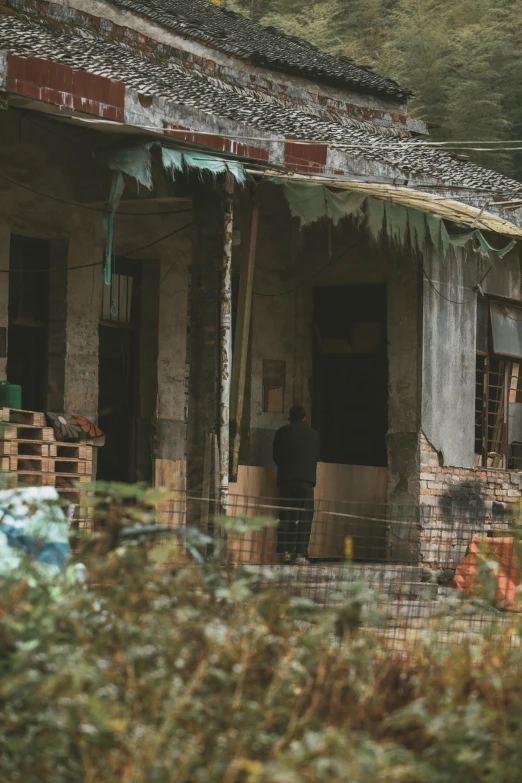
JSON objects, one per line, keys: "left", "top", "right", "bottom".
{"left": 452, "top": 536, "right": 522, "bottom": 611}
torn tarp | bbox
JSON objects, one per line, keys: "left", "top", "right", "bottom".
{"left": 99, "top": 142, "right": 247, "bottom": 293}
{"left": 101, "top": 142, "right": 247, "bottom": 190}
{"left": 279, "top": 180, "right": 517, "bottom": 259}
{"left": 102, "top": 172, "right": 125, "bottom": 289}
{"left": 161, "top": 148, "right": 247, "bottom": 185}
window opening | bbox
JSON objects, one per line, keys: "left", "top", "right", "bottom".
{"left": 101, "top": 258, "right": 139, "bottom": 327}
{"left": 474, "top": 299, "right": 522, "bottom": 469}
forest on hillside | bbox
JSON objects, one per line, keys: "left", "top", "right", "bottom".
{"left": 223, "top": 0, "right": 522, "bottom": 181}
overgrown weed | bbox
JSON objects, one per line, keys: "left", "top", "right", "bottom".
{"left": 1, "top": 489, "right": 522, "bottom": 782}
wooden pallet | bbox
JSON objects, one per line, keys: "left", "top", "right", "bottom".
{"left": 0, "top": 425, "right": 55, "bottom": 442}
{"left": 8, "top": 455, "right": 93, "bottom": 475}
{"left": 75, "top": 519, "right": 94, "bottom": 534}
{"left": 0, "top": 408, "right": 47, "bottom": 426}
{"left": 58, "top": 488, "right": 94, "bottom": 514}
{"left": 5, "top": 472, "right": 91, "bottom": 488}
{"left": 0, "top": 440, "right": 93, "bottom": 459}
{"left": 49, "top": 442, "right": 93, "bottom": 459}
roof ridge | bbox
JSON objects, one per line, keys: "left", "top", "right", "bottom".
{"left": 101, "top": 0, "right": 412, "bottom": 99}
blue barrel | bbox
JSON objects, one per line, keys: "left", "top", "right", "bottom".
{"left": 0, "top": 381, "right": 22, "bottom": 409}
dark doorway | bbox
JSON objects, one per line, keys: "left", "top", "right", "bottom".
{"left": 97, "top": 259, "right": 140, "bottom": 482}
{"left": 7, "top": 236, "right": 50, "bottom": 411}
{"left": 313, "top": 285, "right": 388, "bottom": 467}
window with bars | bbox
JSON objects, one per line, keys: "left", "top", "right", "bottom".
{"left": 101, "top": 258, "right": 139, "bottom": 326}
{"left": 475, "top": 298, "right": 522, "bottom": 469}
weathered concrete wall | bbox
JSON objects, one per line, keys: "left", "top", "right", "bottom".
{"left": 422, "top": 249, "right": 478, "bottom": 469}
{"left": 0, "top": 108, "right": 192, "bottom": 487}
{"left": 135, "top": 260, "right": 159, "bottom": 482}
{"left": 247, "top": 183, "right": 421, "bottom": 505}
{"left": 185, "top": 181, "right": 222, "bottom": 494}
{"left": 156, "top": 239, "right": 191, "bottom": 463}
{"left": 422, "top": 245, "right": 522, "bottom": 469}
{"left": 0, "top": 109, "right": 92, "bottom": 407}
{"left": 249, "top": 186, "right": 298, "bottom": 467}
{"left": 46, "top": 239, "right": 68, "bottom": 411}
{"left": 63, "top": 217, "right": 104, "bottom": 418}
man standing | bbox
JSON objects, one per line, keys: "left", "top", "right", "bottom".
{"left": 273, "top": 405, "right": 319, "bottom": 565}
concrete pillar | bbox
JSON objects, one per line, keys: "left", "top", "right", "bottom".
{"left": 0, "top": 223, "right": 9, "bottom": 380}
{"left": 186, "top": 183, "right": 222, "bottom": 496}
{"left": 135, "top": 259, "right": 159, "bottom": 483}
{"left": 155, "top": 247, "right": 190, "bottom": 465}
{"left": 387, "top": 252, "right": 421, "bottom": 561}
{"left": 387, "top": 252, "right": 421, "bottom": 508}
{"left": 46, "top": 239, "right": 68, "bottom": 411}
{"left": 63, "top": 217, "right": 104, "bottom": 419}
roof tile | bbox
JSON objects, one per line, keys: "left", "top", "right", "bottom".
{"left": 105, "top": 0, "right": 411, "bottom": 99}
{"left": 1, "top": 8, "right": 521, "bottom": 195}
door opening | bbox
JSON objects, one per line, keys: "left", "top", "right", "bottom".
{"left": 7, "top": 236, "right": 50, "bottom": 411}
{"left": 97, "top": 259, "right": 140, "bottom": 482}
{"left": 313, "top": 284, "right": 388, "bottom": 467}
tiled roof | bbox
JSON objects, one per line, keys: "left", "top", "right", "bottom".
{"left": 105, "top": 0, "right": 411, "bottom": 100}
{"left": 1, "top": 9, "right": 521, "bottom": 195}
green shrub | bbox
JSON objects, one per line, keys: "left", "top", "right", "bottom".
{"left": 1, "top": 494, "right": 522, "bottom": 782}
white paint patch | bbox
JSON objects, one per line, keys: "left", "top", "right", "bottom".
{"left": 0, "top": 50, "right": 7, "bottom": 92}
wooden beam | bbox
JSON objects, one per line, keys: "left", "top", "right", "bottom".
{"left": 229, "top": 202, "right": 259, "bottom": 482}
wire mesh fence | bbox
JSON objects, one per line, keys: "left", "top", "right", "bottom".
{"left": 159, "top": 492, "right": 522, "bottom": 650}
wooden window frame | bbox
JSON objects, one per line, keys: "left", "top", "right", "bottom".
{"left": 475, "top": 298, "right": 522, "bottom": 469}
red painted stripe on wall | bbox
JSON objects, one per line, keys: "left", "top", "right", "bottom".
{"left": 164, "top": 123, "right": 270, "bottom": 163}
{"left": 285, "top": 137, "right": 327, "bottom": 173}
{"left": 229, "top": 141, "right": 269, "bottom": 161}
{"left": 7, "top": 54, "right": 125, "bottom": 122}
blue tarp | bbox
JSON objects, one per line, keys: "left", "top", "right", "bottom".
{"left": 0, "top": 487, "right": 72, "bottom": 577}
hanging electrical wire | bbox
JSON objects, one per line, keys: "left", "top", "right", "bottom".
{"left": 253, "top": 237, "right": 366, "bottom": 297}
{"left": 0, "top": 222, "right": 193, "bottom": 274}
{"left": 0, "top": 174, "right": 192, "bottom": 217}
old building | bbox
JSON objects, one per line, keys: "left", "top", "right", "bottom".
{"left": 1, "top": 0, "right": 522, "bottom": 562}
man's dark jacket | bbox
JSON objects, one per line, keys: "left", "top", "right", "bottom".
{"left": 273, "top": 421, "right": 319, "bottom": 487}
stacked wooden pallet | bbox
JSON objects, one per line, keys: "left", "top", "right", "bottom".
{"left": 0, "top": 408, "right": 94, "bottom": 530}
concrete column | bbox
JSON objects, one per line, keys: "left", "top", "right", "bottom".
{"left": 156, "top": 246, "right": 190, "bottom": 464}
{"left": 63, "top": 217, "right": 103, "bottom": 419}
{"left": 135, "top": 259, "right": 159, "bottom": 483}
{"left": 387, "top": 252, "right": 421, "bottom": 509}
{"left": 46, "top": 239, "right": 68, "bottom": 411}
{"left": 0, "top": 222, "right": 9, "bottom": 380}
{"left": 387, "top": 252, "right": 421, "bottom": 562}
{"left": 186, "top": 183, "right": 222, "bottom": 496}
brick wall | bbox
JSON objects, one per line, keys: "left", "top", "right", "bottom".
{"left": 418, "top": 432, "right": 522, "bottom": 568}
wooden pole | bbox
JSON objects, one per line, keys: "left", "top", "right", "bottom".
{"left": 229, "top": 201, "right": 259, "bottom": 483}
{"left": 219, "top": 173, "right": 234, "bottom": 513}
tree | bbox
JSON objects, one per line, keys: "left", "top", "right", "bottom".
{"left": 223, "top": 0, "right": 522, "bottom": 180}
